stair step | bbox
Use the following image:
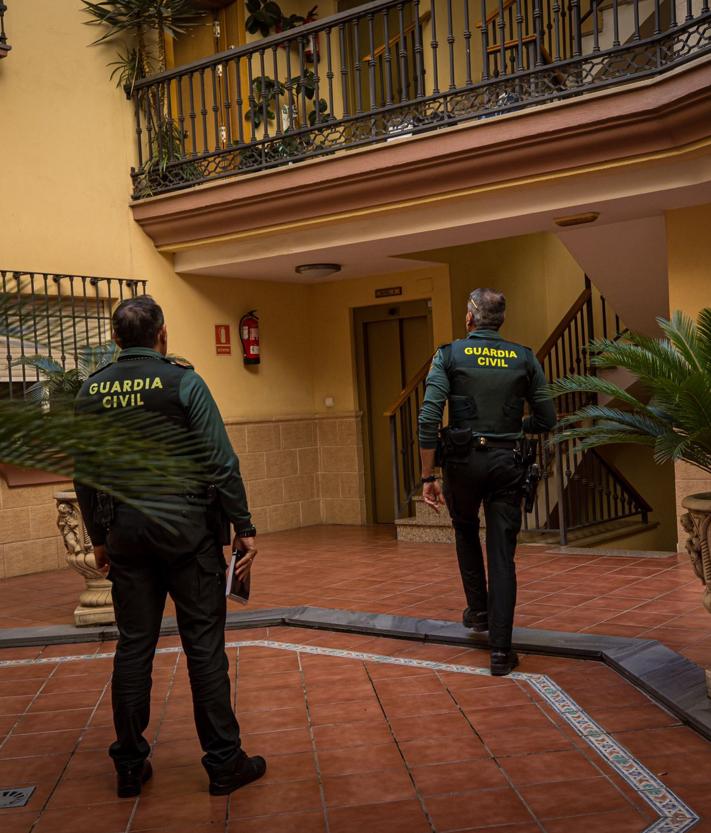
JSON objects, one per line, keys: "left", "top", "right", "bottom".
{"left": 396, "top": 515, "right": 656, "bottom": 547}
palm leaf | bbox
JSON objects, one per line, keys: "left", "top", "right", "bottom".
{"left": 548, "top": 307, "right": 711, "bottom": 475}
{"left": 656, "top": 311, "right": 703, "bottom": 372}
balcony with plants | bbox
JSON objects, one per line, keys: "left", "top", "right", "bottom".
{"left": 84, "top": 0, "right": 711, "bottom": 199}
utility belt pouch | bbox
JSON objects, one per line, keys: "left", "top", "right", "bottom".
{"left": 440, "top": 427, "right": 474, "bottom": 462}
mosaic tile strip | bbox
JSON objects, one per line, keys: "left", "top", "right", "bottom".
{"left": 0, "top": 640, "right": 700, "bottom": 831}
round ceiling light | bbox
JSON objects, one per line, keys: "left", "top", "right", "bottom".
{"left": 294, "top": 264, "right": 342, "bottom": 279}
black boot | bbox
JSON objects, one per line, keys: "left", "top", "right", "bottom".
{"left": 490, "top": 650, "right": 519, "bottom": 677}
{"left": 209, "top": 754, "right": 267, "bottom": 796}
{"left": 462, "top": 607, "right": 489, "bottom": 632}
{"left": 116, "top": 760, "right": 152, "bottom": 798}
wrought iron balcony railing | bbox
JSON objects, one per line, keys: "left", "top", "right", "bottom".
{"left": 130, "top": 0, "right": 711, "bottom": 198}
{"left": 0, "top": 3, "right": 10, "bottom": 59}
{"left": 1, "top": 271, "right": 146, "bottom": 399}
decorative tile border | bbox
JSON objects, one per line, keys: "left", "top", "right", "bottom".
{"left": 0, "top": 638, "right": 700, "bottom": 832}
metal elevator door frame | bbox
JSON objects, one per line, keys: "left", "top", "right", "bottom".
{"left": 354, "top": 299, "right": 433, "bottom": 524}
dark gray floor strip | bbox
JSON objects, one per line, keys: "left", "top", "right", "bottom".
{"left": 1, "top": 605, "right": 710, "bottom": 741}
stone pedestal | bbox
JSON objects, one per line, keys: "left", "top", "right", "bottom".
{"left": 681, "top": 492, "right": 711, "bottom": 698}
{"left": 55, "top": 490, "right": 115, "bottom": 627}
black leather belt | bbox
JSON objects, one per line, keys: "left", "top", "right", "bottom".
{"left": 474, "top": 436, "right": 519, "bottom": 450}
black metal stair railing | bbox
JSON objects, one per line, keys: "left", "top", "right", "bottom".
{"left": 522, "top": 275, "right": 651, "bottom": 544}
{"left": 0, "top": 271, "right": 146, "bottom": 399}
{"left": 130, "top": 0, "right": 711, "bottom": 197}
{"left": 386, "top": 275, "right": 652, "bottom": 541}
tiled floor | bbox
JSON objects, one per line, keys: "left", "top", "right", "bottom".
{"left": 1, "top": 526, "right": 709, "bottom": 667}
{"left": 1, "top": 626, "right": 709, "bottom": 833}
{"left": 2, "top": 526, "right": 711, "bottom": 832}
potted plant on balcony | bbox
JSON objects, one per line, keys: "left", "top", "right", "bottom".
{"left": 546, "top": 307, "right": 711, "bottom": 689}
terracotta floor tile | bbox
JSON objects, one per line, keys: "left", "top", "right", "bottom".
{"left": 229, "top": 777, "right": 322, "bottom": 818}
{"left": 425, "top": 786, "right": 533, "bottom": 830}
{"left": 588, "top": 703, "right": 680, "bottom": 733}
{"left": 388, "top": 712, "right": 472, "bottom": 742}
{"left": 240, "top": 727, "right": 313, "bottom": 756}
{"left": 323, "top": 766, "right": 415, "bottom": 807}
{"left": 237, "top": 687, "right": 305, "bottom": 712}
{"left": 0, "top": 729, "right": 79, "bottom": 759}
{"left": 14, "top": 707, "right": 94, "bottom": 735}
{"left": 611, "top": 725, "right": 711, "bottom": 757}
{"left": 132, "top": 792, "right": 228, "bottom": 830}
{"left": 399, "top": 735, "right": 490, "bottom": 767}
{"left": 518, "top": 775, "right": 630, "bottom": 819}
{"left": 227, "top": 811, "right": 327, "bottom": 833}
{"left": 327, "top": 798, "right": 431, "bottom": 833}
{"left": 410, "top": 758, "right": 509, "bottom": 794}
{"left": 317, "top": 742, "right": 403, "bottom": 776}
{"left": 0, "top": 694, "right": 34, "bottom": 716}
{"left": 482, "top": 725, "right": 574, "bottom": 757}
{"left": 308, "top": 698, "right": 383, "bottom": 726}
{"left": 312, "top": 719, "right": 394, "bottom": 750}
{"left": 0, "top": 679, "right": 45, "bottom": 697}
{"left": 380, "top": 690, "right": 458, "bottom": 719}
{"left": 305, "top": 682, "right": 377, "bottom": 705}
{"left": 542, "top": 808, "right": 652, "bottom": 832}
{"left": 238, "top": 705, "right": 308, "bottom": 734}
{"left": 259, "top": 750, "right": 317, "bottom": 783}
{"left": 499, "top": 749, "right": 602, "bottom": 785}
{"left": 236, "top": 670, "right": 303, "bottom": 691}
{"left": 31, "top": 800, "right": 134, "bottom": 833}
{"left": 0, "top": 810, "right": 36, "bottom": 833}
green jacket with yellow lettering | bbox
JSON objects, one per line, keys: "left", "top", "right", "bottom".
{"left": 418, "top": 329, "right": 557, "bottom": 449}
{"left": 74, "top": 347, "right": 251, "bottom": 546}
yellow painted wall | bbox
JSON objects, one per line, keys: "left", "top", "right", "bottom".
{"left": 410, "top": 233, "right": 583, "bottom": 349}
{"left": 0, "top": 1, "right": 318, "bottom": 422}
{"left": 309, "top": 265, "right": 452, "bottom": 412}
{"left": 666, "top": 203, "right": 711, "bottom": 548}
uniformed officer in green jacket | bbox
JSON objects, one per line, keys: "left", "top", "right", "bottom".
{"left": 418, "top": 288, "right": 556, "bottom": 676}
{"left": 74, "top": 295, "right": 266, "bottom": 798}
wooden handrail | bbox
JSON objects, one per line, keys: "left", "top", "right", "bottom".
{"left": 383, "top": 354, "right": 433, "bottom": 417}
{"left": 486, "top": 34, "right": 538, "bottom": 53}
{"left": 476, "top": 0, "right": 517, "bottom": 29}
{"left": 362, "top": 10, "right": 431, "bottom": 62}
{"left": 536, "top": 287, "right": 591, "bottom": 363}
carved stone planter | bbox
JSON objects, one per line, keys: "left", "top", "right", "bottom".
{"left": 681, "top": 492, "right": 711, "bottom": 697}
{"left": 55, "top": 491, "right": 115, "bottom": 627}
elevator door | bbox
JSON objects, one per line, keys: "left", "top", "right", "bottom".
{"left": 357, "top": 302, "right": 433, "bottom": 524}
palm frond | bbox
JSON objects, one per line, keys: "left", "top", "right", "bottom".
{"left": 543, "top": 374, "right": 647, "bottom": 410}
{"left": 656, "top": 311, "right": 703, "bottom": 372}
{"left": 550, "top": 307, "right": 711, "bottom": 475}
{"left": 0, "top": 401, "right": 212, "bottom": 525}
{"left": 696, "top": 307, "right": 711, "bottom": 370}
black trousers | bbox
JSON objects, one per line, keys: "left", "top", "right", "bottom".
{"left": 443, "top": 447, "right": 524, "bottom": 650}
{"left": 106, "top": 505, "right": 242, "bottom": 777}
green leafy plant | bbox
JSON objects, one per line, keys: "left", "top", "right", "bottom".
{"left": 82, "top": 0, "right": 208, "bottom": 86}
{"left": 545, "top": 309, "right": 711, "bottom": 475}
{"left": 13, "top": 342, "right": 121, "bottom": 411}
{"left": 245, "top": 0, "right": 317, "bottom": 38}
{"left": 246, "top": 70, "right": 329, "bottom": 129}
{"left": 0, "top": 282, "right": 208, "bottom": 522}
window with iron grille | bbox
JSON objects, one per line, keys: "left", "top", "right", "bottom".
{"left": 1, "top": 271, "right": 147, "bottom": 400}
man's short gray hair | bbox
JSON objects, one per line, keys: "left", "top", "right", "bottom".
{"left": 468, "top": 288, "right": 506, "bottom": 330}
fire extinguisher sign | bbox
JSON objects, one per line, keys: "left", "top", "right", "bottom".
{"left": 215, "top": 324, "right": 231, "bottom": 355}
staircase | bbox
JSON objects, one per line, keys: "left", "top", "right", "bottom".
{"left": 387, "top": 276, "right": 653, "bottom": 547}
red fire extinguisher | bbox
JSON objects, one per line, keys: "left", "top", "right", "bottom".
{"left": 239, "top": 310, "right": 260, "bottom": 365}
